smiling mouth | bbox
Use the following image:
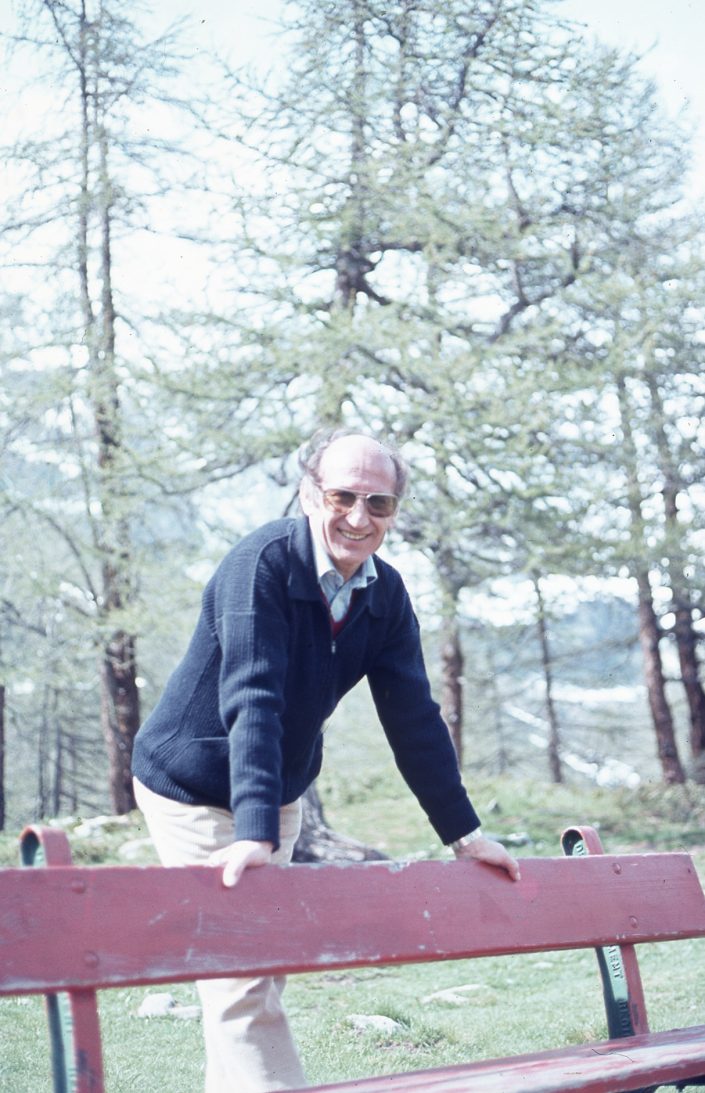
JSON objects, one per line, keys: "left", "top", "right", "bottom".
{"left": 339, "top": 530, "right": 368, "bottom": 542}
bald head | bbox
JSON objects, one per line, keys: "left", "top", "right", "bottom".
{"left": 298, "top": 428, "right": 408, "bottom": 497}
{"left": 299, "top": 430, "right": 405, "bottom": 580}
{"left": 318, "top": 434, "right": 397, "bottom": 492}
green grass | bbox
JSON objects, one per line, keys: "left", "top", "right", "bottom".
{"left": 3, "top": 940, "right": 704, "bottom": 1092}
{"left": 1, "top": 770, "right": 705, "bottom": 1091}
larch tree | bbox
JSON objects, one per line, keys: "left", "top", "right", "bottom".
{"left": 214, "top": 0, "right": 605, "bottom": 754}
{"left": 0, "top": 0, "right": 280, "bottom": 818}
{"left": 217, "top": 2, "right": 705, "bottom": 789}
{"left": 485, "top": 37, "right": 705, "bottom": 783}
{"left": 2, "top": 0, "right": 177, "bottom": 812}
{"left": 641, "top": 294, "right": 705, "bottom": 781}
{"left": 550, "top": 78, "right": 705, "bottom": 780}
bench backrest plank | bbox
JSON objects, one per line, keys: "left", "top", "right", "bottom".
{"left": 2, "top": 852, "right": 704, "bottom": 995}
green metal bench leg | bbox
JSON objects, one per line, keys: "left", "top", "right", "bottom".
{"left": 562, "top": 825, "right": 649, "bottom": 1039}
{"left": 562, "top": 824, "right": 705, "bottom": 1091}
{"left": 560, "top": 823, "right": 705, "bottom": 1092}
{"left": 561, "top": 825, "right": 659, "bottom": 1093}
{"left": 20, "top": 826, "right": 105, "bottom": 1093}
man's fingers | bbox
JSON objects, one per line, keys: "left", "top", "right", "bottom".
{"left": 209, "top": 840, "right": 274, "bottom": 888}
{"left": 459, "top": 835, "right": 521, "bottom": 881}
{"left": 222, "top": 859, "right": 245, "bottom": 888}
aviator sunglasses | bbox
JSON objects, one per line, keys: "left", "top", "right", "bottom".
{"left": 318, "top": 485, "right": 400, "bottom": 518}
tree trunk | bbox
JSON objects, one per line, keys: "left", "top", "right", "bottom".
{"left": 101, "top": 632, "right": 139, "bottom": 814}
{"left": 645, "top": 370, "right": 705, "bottom": 780}
{"left": 672, "top": 599, "right": 705, "bottom": 780}
{"left": 52, "top": 695, "right": 62, "bottom": 818}
{"left": 86, "top": 96, "right": 140, "bottom": 814}
{"left": 533, "top": 575, "right": 563, "bottom": 783}
{"left": 616, "top": 372, "right": 685, "bottom": 783}
{"left": 636, "top": 572, "right": 685, "bottom": 783}
{"left": 292, "top": 783, "right": 388, "bottom": 863}
{"left": 333, "top": 2, "right": 370, "bottom": 313}
{"left": 440, "top": 616, "right": 464, "bottom": 763}
{"left": 436, "top": 558, "right": 465, "bottom": 761}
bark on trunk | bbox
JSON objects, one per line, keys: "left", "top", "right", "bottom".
{"left": 637, "top": 573, "right": 685, "bottom": 783}
{"left": 101, "top": 631, "right": 140, "bottom": 814}
{"left": 292, "top": 783, "right": 388, "bottom": 863}
{"left": 616, "top": 372, "right": 685, "bottom": 783}
{"left": 646, "top": 371, "right": 705, "bottom": 780}
{"left": 533, "top": 576, "right": 563, "bottom": 784}
{"left": 672, "top": 599, "right": 705, "bottom": 780}
{"left": 95, "top": 109, "right": 140, "bottom": 813}
{"left": 440, "top": 618, "right": 463, "bottom": 763}
{"left": 51, "top": 698, "right": 62, "bottom": 818}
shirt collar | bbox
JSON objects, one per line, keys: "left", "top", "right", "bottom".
{"left": 310, "top": 531, "right": 377, "bottom": 590}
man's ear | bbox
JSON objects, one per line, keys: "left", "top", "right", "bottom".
{"left": 299, "top": 477, "right": 316, "bottom": 516}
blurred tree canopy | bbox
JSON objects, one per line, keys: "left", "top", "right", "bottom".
{"left": 1, "top": 0, "right": 704, "bottom": 828}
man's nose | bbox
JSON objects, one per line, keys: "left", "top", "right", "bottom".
{"left": 345, "top": 498, "right": 369, "bottom": 526}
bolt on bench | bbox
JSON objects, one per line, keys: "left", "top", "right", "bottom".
{"left": 1, "top": 824, "right": 705, "bottom": 1092}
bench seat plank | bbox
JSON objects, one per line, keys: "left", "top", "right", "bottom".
{"left": 1, "top": 853, "right": 704, "bottom": 994}
{"left": 304, "top": 1025, "right": 705, "bottom": 1093}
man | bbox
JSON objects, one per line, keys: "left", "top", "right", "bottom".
{"left": 132, "top": 428, "right": 519, "bottom": 1093}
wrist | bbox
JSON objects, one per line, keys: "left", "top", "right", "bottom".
{"left": 450, "top": 828, "right": 483, "bottom": 854}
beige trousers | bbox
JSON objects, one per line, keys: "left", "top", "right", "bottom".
{"left": 133, "top": 778, "right": 307, "bottom": 1093}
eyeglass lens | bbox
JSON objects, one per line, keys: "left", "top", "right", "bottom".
{"left": 323, "top": 489, "right": 398, "bottom": 517}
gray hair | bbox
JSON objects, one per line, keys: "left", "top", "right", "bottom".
{"left": 297, "top": 426, "right": 409, "bottom": 497}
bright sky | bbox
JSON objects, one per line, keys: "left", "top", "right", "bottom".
{"left": 2, "top": 0, "right": 703, "bottom": 184}
{"left": 161, "top": 0, "right": 705, "bottom": 194}
{"left": 559, "top": 0, "right": 705, "bottom": 182}
{"left": 3, "top": 0, "right": 702, "bottom": 118}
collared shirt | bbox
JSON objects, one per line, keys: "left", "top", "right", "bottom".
{"left": 311, "top": 532, "right": 378, "bottom": 622}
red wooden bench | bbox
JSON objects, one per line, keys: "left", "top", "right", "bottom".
{"left": 1, "top": 823, "right": 704, "bottom": 1092}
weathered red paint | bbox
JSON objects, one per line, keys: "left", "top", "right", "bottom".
{"left": 19, "top": 826, "right": 106, "bottom": 1092}
{"left": 1, "top": 826, "right": 704, "bottom": 1093}
{"left": 1, "top": 852, "right": 703, "bottom": 993}
{"left": 305, "top": 1026, "right": 705, "bottom": 1093}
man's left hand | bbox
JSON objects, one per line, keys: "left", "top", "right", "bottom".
{"left": 454, "top": 834, "right": 521, "bottom": 881}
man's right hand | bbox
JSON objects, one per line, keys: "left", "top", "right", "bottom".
{"left": 208, "top": 839, "right": 274, "bottom": 888}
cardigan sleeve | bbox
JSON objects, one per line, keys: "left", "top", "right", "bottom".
{"left": 366, "top": 583, "right": 480, "bottom": 845}
{"left": 210, "top": 540, "right": 292, "bottom": 848}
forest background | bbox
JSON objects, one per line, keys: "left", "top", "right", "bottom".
{"left": 2, "top": 0, "right": 705, "bottom": 837}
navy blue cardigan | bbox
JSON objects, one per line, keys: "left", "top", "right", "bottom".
{"left": 132, "top": 517, "right": 479, "bottom": 848}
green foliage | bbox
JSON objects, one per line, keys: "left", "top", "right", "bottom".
{"left": 3, "top": 0, "right": 705, "bottom": 827}
{"left": 0, "top": 0, "right": 306, "bottom": 823}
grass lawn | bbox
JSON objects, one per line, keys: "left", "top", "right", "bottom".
{"left": 3, "top": 937, "right": 703, "bottom": 1092}
{"left": 1, "top": 772, "right": 704, "bottom": 1091}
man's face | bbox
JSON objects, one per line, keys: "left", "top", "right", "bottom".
{"left": 300, "top": 435, "right": 399, "bottom": 580}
